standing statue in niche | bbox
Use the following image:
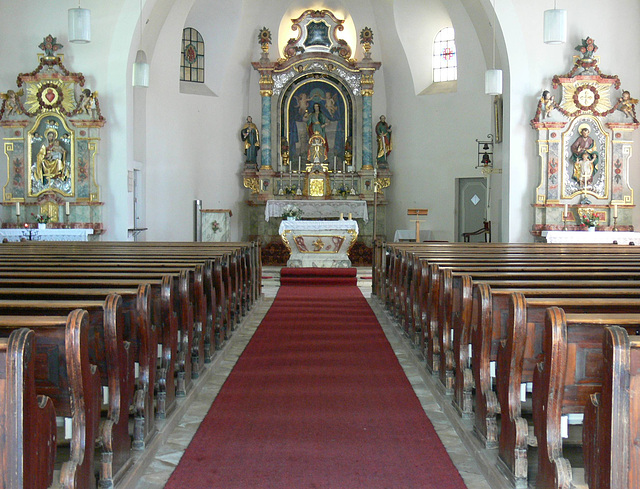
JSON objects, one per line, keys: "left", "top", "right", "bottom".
{"left": 304, "top": 103, "right": 329, "bottom": 154}
{"left": 570, "top": 124, "right": 598, "bottom": 185}
{"left": 376, "top": 115, "right": 392, "bottom": 167}
{"left": 240, "top": 116, "right": 260, "bottom": 166}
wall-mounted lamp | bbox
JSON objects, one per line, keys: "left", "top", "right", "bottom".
{"left": 68, "top": 3, "right": 91, "bottom": 44}
{"left": 543, "top": 1, "right": 567, "bottom": 44}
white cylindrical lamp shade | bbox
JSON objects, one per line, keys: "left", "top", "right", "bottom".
{"left": 132, "top": 50, "right": 149, "bottom": 87}
{"left": 543, "top": 8, "right": 567, "bottom": 45}
{"left": 485, "top": 69, "right": 502, "bottom": 95}
{"left": 68, "top": 8, "right": 91, "bottom": 44}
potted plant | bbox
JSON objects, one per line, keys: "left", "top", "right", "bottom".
{"left": 31, "top": 212, "right": 51, "bottom": 229}
{"left": 281, "top": 204, "right": 302, "bottom": 221}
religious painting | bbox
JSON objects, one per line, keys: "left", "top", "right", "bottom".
{"left": 282, "top": 77, "right": 352, "bottom": 170}
{"left": 27, "top": 113, "right": 75, "bottom": 197}
{"left": 561, "top": 115, "right": 609, "bottom": 200}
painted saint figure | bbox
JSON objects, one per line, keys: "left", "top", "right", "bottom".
{"left": 240, "top": 116, "right": 260, "bottom": 165}
{"left": 35, "top": 129, "right": 68, "bottom": 184}
{"left": 376, "top": 115, "right": 392, "bottom": 166}
{"left": 570, "top": 124, "right": 598, "bottom": 184}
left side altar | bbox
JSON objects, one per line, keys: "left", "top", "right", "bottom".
{"left": 1, "top": 36, "right": 105, "bottom": 238}
{"left": 241, "top": 11, "right": 392, "bottom": 265}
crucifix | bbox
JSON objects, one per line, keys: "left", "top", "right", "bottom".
{"left": 407, "top": 209, "right": 429, "bottom": 242}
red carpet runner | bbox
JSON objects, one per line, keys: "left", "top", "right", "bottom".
{"left": 165, "top": 272, "right": 468, "bottom": 488}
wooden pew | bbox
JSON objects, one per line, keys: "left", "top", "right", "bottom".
{"left": 532, "top": 309, "right": 640, "bottom": 489}
{"left": 583, "top": 326, "right": 638, "bottom": 489}
{"left": 0, "top": 327, "right": 57, "bottom": 489}
{"left": 0, "top": 311, "right": 101, "bottom": 489}
{"left": 0, "top": 297, "right": 134, "bottom": 488}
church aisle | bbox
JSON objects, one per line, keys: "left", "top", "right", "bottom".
{"left": 125, "top": 268, "right": 495, "bottom": 489}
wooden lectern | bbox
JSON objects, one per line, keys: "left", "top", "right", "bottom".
{"left": 407, "top": 209, "right": 429, "bottom": 242}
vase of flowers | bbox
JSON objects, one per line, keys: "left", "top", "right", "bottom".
{"left": 281, "top": 204, "right": 302, "bottom": 221}
{"left": 579, "top": 208, "right": 599, "bottom": 231}
{"left": 32, "top": 212, "right": 51, "bottom": 229}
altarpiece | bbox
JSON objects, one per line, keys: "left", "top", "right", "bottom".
{"left": 0, "top": 36, "right": 104, "bottom": 235}
{"left": 241, "top": 10, "right": 391, "bottom": 261}
{"left": 531, "top": 37, "right": 638, "bottom": 235}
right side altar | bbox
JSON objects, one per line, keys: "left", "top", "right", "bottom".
{"left": 241, "top": 11, "right": 391, "bottom": 264}
{"left": 531, "top": 37, "right": 639, "bottom": 236}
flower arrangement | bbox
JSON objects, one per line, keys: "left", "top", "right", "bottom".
{"left": 211, "top": 220, "right": 220, "bottom": 233}
{"left": 31, "top": 212, "right": 51, "bottom": 224}
{"left": 575, "top": 37, "right": 598, "bottom": 58}
{"left": 283, "top": 184, "right": 298, "bottom": 195}
{"left": 337, "top": 185, "right": 350, "bottom": 198}
{"left": 579, "top": 208, "right": 600, "bottom": 228}
{"left": 281, "top": 204, "right": 302, "bottom": 220}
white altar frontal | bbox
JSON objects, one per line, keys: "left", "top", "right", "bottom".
{"left": 0, "top": 228, "right": 94, "bottom": 242}
{"left": 279, "top": 219, "right": 358, "bottom": 268}
{"left": 542, "top": 230, "right": 640, "bottom": 245}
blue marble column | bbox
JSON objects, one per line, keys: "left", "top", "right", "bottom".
{"left": 260, "top": 95, "right": 272, "bottom": 169}
{"left": 362, "top": 95, "right": 373, "bottom": 169}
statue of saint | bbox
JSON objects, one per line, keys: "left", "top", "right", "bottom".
{"left": 35, "top": 129, "right": 68, "bottom": 184}
{"left": 376, "top": 115, "right": 392, "bottom": 165}
{"left": 240, "top": 116, "right": 260, "bottom": 165}
{"left": 570, "top": 124, "right": 598, "bottom": 184}
{"left": 304, "top": 103, "right": 329, "bottom": 154}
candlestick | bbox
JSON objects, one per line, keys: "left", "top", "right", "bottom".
{"left": 614, "top": 203, "right": 618, "bottom": 218}
{"left": 15, "top": 201, "right": 20, "bottom": 216}
{"left": 613, "top": 216, "right": 618, "bottom": 232}
{"left": 65, "top": 202, "right": 70, "bottom": 216}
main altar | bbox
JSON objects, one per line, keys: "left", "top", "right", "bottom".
{"left": 531, "top": 37, "right": 638, "bottom": 236}
{"left": 241, "top": 10, "right": 391, "bottom": 264}
{"left": 280, "top": 219, "right": 357, "bottom": 268}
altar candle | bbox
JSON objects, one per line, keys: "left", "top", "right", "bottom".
{"left": 299, "top": 156, "right": 302, "bottom": 173}
{"left": 65, "top": 202, "right": 70, "bottom": 216}
{"left": 614, "top": 204, "right": 618, "bottom": 218}
{"left": 334, "top": 156, "right": 337, "bottom": 173}
{"left": 343, "top": 161, "right": 346, "bottom": 173}
{"left": 15, "top": 201, "right": 20, "bottom": 216}
{"left": 564, "top": 203, "right": 568, "bottom": 217}
{"left": 340, "top": 212, "right": 344, "bottom": 220}
{"left": 348, "top": 213, "right": 352, "bottom": 220}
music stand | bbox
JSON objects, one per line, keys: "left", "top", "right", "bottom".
{"left": 407, "top": 209, "right": 429, "bottom": 242}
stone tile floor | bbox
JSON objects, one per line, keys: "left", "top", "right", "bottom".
{"left": 120, "top": 267, "right": 509, "bottom": 489}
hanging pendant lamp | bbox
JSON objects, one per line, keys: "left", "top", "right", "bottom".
{"left": 68, "top": 5, "right": 91, "bottom": 44}
{"left": 543, "top": 2, "right": 567, "bottom": 44}
{"left": 133, "top": 50, "right": 150, "bottom": 87}
{"left": 485, "top": 0, "right": 502, "bottom": 95}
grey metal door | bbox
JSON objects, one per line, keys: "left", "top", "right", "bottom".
{"left": 457, "top": 177, "right": 487, "bottom": 242}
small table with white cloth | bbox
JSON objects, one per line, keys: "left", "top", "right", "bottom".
{"left": 279, "top": 219, "right": 358, "bottom": 268}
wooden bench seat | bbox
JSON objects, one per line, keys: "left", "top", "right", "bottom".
{"left": 0, "top": 327, "right": 57, "bottom": 489}
{"left": 0, "top": 311, "right": 101, "bottom": 489}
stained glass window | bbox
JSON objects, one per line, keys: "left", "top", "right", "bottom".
{"left": 433, "top": 27, "right": 457, "bottom": 83}
{"left": 181, "top": 28, "right": 204, "bottom": 83}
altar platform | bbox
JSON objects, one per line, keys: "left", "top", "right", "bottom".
{"left": 542, "top": 230, "right": 640, "bottom": 244}
{"left": 279, "top": 219, "right": 358, "bottom": 268}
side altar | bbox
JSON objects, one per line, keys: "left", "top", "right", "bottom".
{"left": 0, "top": 36, "right": 105, "bottom": 236}
{"left": 279, "top": 219, "right": 357, "bottom": 268}
{"left": 241, "top": 11, "right": 391, "bottom": 263}
{"left": 531, "top": 37, "right": 638, "bottom": 236}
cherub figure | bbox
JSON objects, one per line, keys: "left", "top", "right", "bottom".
{"left": 540, "top": 90, "right": 555, "bottom": 119}
{"left": 1, "top": 89, "right": 24, "bottom": 116}
{"left": 618, "top": 90, "right": 639, "bottom": 122}
{"left": 324, "top": 92, "right": 337, "bottom": 117}
{"left": 76, "top": 88, "right": 95, "bottom": 115}
{"left": 293, "top": 93, "right": 310, "bottom": 116}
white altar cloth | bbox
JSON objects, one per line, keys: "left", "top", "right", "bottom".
{"left": 266, "top": 200, "right": 368, "bottom": 222}
{"left": 542, "top": 230, "right": 640, "bottom": 244}
{"left": 0, "top": 228, "right": 94, "bottom": 242}
{"left": 279, "top": 219, "right": 358, "bottom": 268}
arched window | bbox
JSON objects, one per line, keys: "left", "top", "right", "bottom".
{"left": 432, "top": 27, "right": 457, "bottom": 83}
{"left": 181, "top": 27, "right": 204, "bottom": 83}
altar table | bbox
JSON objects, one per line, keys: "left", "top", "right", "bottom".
{"left": 0, "top": 228, "right": 94, "bottom": 242}
{"left": 542, "top": 230, "right": 640, "bottom": 245}
{"left": 266, "top": 200, "right": 368, "bottom": 222}
{"left": 279, "top": 219, "right": 358, "bottom": 268}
